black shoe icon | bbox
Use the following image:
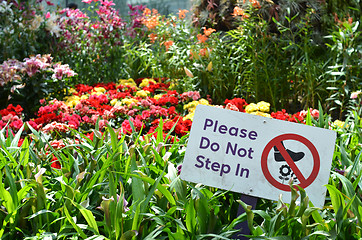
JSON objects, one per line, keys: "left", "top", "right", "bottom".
{"left": 274, "top": 141, "right": 304, "bottom": 162}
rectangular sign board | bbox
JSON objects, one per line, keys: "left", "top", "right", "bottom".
{"left": 180, "top": 105, "right": 337, "bottom": 208}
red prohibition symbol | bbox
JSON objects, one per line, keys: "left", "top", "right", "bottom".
{"left": 261, "top": 133, "right": 320, "bottom": 191}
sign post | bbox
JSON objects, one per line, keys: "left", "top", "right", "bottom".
{"left": 180, "top": 105, "right": 336, "bottom": 224}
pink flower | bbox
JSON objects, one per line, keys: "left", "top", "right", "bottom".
{"left": 27, "top": 120, "right": 40, "bottom": 130}
{"left": 351, "top": 91, "right": 361, "bottom": 99}
{"left": 101, "top": 0, "right": 115, "bottom": 6}
{"left": 310, "top": 109, "right": 319, "bottom": 119}
{"left": 225, "top": 103, "right": 239, "bottom": 112}
{"left": 82, "top": 116, "right": 91, "bottom": 123}
{"left": 23, "top": 56, "right": 43, "bottom": 77}
{"left": 82, "top": 0, "right": 92, "bottom": 3}
{"left": 49, "top": 139, "right": 66, "bottom": 149}
{"left": 92, "top": 23, "right": 100, "bottom": 29}
{"left": 181, "top": 91, "right": 201, "bottom": 102}
{"left": 98, "top": 120, "right": 108, "bottom": 129}
{"left": 45, "top": 12, "right": 51, "bottom": 19}
{"left": 121, "top": 120, "right": 132, "bottom": 134}
{"left": 103, "top": 110, "right": 114, "bottom": 119}
{"left": 52, "top": 64, "right": 77, "bottom": 80}
{"left": 10, "top": 119, "right": 23, "bottom": 130}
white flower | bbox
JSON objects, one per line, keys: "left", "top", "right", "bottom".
{"left": 30, "top": 15, "right": 44, "bottom": 30}
{"left": 46, "top": 20, "right": 61, "bottom": 37}
{"left": 45, "top": 12, "right": 61, "bottom": 37}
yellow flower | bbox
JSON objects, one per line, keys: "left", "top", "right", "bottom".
{"left": 65, "top": 95, "right": 81, "bottom": 108}
{"left": 118, "top": 78, "right": 137, "bottom": 87}
{"left": 245, "top": 103, "right": 258, "bottom": 113}
{"left": 91, "top": 91, "right": 103, "bottom": 96}
{"left": 250, "top": 111, "right": 272, "bottom": 118}
{"left": 136, "top": 90, "right": 150, "bottom": 98}
{"left": 68, "top": 88, "right": 77, "bottom": 94}
{"left": 184, "top": 99, "right": 209, "bottom": 112}
{"left": 94, "top": 87, "right": 106, "bottom": 93}
{"left": 110, "top": 99, "right": 119, "bottom": 106}
{"left": 183, "top": 112, "right": 195, "bottom": 121}
{"left": 154, "top": 94, "right": 163, "bottom": 100}
{"left": 333, "top": 120, "right": 346, "bottom": 128}
{"left": 121, "top": 98, "right": 138, "bottom": 106}
{"left": 183, "top": 101, "right": 198, "bottom": 111}
{"left": 256, "top": 101, "right": 270, "bottom": 113}
{"left": 80, "top": 94, "right": 89, "bottom": 100}
{"left": 168, "top": 82, "right": 176, "bottom": 89}
{"left": 139, "top": 78, "right": 157, "bottom": 87}
{"left": 199, "top": 98, "right": 209, "bottom": 105}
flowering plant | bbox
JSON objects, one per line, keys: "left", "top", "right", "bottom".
{"left": 53, "top": 0, "right": 134, "bottom": 85}
{"left": 0, "top": 54, "right": 76, "bottom": 118}
{"left": 0, "top": 0, "right": 56, "bottom": 62}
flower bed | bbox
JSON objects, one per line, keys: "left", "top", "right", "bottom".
{"left": 0, "top": 78, "right": 360, "bottom": 239}
{"left": 1, "top": 77, "right": 332, "bottom": 149}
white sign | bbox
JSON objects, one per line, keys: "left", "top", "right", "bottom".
{"left": 180, "top": 105, "right": 336, "bottom": 208}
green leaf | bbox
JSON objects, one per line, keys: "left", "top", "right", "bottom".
{"left": 5, "top": 165, "right": 19, "bottom": 209}
{"left": 26, "top": 209, "right": 53, "bottom": 219}
{"left": 130, "top": 156, "right": 146, "bottom": 208}
{"left": 70, "top": 199, "right": 100, "bottom": 235}
{"left": 195, "top": 196, "right": 209, "bottom": 233}
{"left": 0, "top": 170, "right": 15, "bottom": 213}
{"left": 107, "top": 123, "right": 118, "bottom": 152}
{"left": 85, "top": 236, "right": 108, "bottom": 240}
{"left": 185, "top": 198, "right": 196, "bottom": 234}
{"left": 305, "top": 109, "right": 312, "bottom": 126}
{"left": 131, "top": 200, "right": 141, "bottom": 234}
{"left": 332, "top": 172, "right": 355, "bottom": 199}
{"left": 128, "top": 173, "right": 176, "bottom": 206}
{"left": 236, "top": 200, "right": 255, "bottom": 234}
{"left": 10, "top": 124, "right": 24, "bottom": 150}
{"left": 63, "top": 205, "right": 87, "bottom": 239}
{"left": 120, "top": 230, "right": 138, "bottom": 240}
{"left": 325, "top": 184, "right": 344, "bottom": 213}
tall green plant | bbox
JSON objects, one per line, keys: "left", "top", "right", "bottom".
{"left": 325, "top": 19, "right": 362, "bottom": 120}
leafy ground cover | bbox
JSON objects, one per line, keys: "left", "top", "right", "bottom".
{"left": 0, "top": 77, "right": 361, "bottom": 239}
{"left": 0, "top": 0, "right": 361, "bottom": 239}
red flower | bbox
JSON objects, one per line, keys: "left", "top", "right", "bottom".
{"left": 224, "top": 98, "right": 248, "bottom": 112}
{"left": 51, "top": 155, "right": 61, "bottom": 169}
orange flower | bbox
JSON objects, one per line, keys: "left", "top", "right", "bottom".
{"left": 143, "top": 8, "right": 151, "bottom": 16}
{"left": 203, "top": 27, "right": 216, "bottom": 36}
{"left": 232, "top": 6, "right": 244, "bottom": 16}
{"left": 197, "top": 34, "right": 208, "bottom": 44}
{"left": 163, "top": 40, "right": 174, "bottom": 51}
{"left": 232, "top": 6, "right": 249, "bottom": 19}
{"left": 178, "top": 9, "right": 189, "bottom": 19}
{"left": 250, "top": 0, "right": 261, "bottom": 8}
{"left": 348, "top": 16, "right": 353, "bottom": 24}
{"left": 148, "top": 33, "right": 157, "bottom": 43}
{"left": 199, "top": 48, "right": 207, "bottom": 56}
{"left": 143, "top": 15, "right": 160, "bottom": 29}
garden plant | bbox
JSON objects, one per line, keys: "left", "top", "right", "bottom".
{"left": 0, "top": 0, "right": 361, "bottom": 239}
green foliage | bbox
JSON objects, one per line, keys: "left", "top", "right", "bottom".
{"left": 0, "top": 0, "right": 54, "bottom": 63}
{"left": 0, "top": 122, "right": 245, "bottom": 239}
{"left": 325, "top": 20, "right": 362, "bottom": 119}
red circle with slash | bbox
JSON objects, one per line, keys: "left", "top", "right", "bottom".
{"left": 261, "top": 133, "right": 320, "bottom": 191}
